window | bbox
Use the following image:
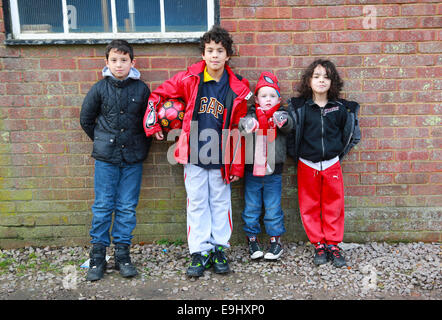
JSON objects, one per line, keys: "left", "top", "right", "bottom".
{"left": 4, "top": 0, "right": 219, "bottom": 44}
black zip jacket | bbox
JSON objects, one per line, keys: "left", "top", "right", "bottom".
{"left": 287, "top": 97, "right": 361, "bottom": 163}
{"left": 80, "top": 77, "right": 152, "bottom": 164}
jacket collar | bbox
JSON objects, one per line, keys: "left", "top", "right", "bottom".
{"left": 306, "top": 99, "right": 337, "bottom": 108}
{"left": 102, "top": 66, "right": 140, "bottom": 80}
{"left": 187, "top": 61, "right": 252, "bottom": 100}
{"left": 102, "top": 66, "right": 140, "bottom": 87}
{"left": 203, "top": 67, "right": 228, "bottom": 83}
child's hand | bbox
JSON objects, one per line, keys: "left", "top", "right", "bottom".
{"left": 154, "top": 131, "right": 164, "bottom": 140}
{"left": 229, "top": 175, "right": 240, "bottom": 183}
{"left": 243, "top": 118, "right": 259, "bottom": 134}
{"left": 273, "top": 111, "right": 288, "bottom": 128}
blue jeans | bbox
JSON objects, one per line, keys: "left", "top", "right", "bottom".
{"left": 242, "top": 171, "right": 286, "bottom": 237}
{"left": 90, "top": 159, "right": 143, "bottom": 246}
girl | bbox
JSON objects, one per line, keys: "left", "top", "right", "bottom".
{"left": 287, "top": 59, "right": 361, "bottom": 267}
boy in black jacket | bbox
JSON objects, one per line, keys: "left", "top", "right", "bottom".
{"left": 80, "top": 40, "right": 152, "bottom": 281}
{"left": 287, "top": 59, "right": 361, "bottom": 268}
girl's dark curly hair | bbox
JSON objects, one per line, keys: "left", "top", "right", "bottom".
{"left": 298, "top": 59, "right": 344, "bottom": 101}
{"left": 199, "top": 25, "right": 234, "bottom": 58}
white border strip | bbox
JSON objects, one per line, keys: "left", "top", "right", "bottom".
{"left": 9, "top": 0, "right": 213, "bottom": 40}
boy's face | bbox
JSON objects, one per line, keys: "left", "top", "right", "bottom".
{"left": 202, "top": 40, "right": 230, "bottom": 75}
{"left": 106, "top": 48, "right": 135, "bottom": 80}
{"left": 310, "top": 65, "right": 331, "bottom": 97}
{"left": 255, "top": 86, "right": 281, "bottom": 110}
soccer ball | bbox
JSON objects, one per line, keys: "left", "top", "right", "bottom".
{"left": 157, "top": 98, "right": 185, "bottom": 133}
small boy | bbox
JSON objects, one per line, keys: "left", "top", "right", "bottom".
{"left": 287, "top": 59, "right": 361, "bottom": 268}
{"left": 143, "top": 26, "right": 251, "bottom": 277}
{"left": 238, "top": 72, "right": 293, "bottom": 260}
{"left": 80, "top": 40, "right": 152, "bottom": 281}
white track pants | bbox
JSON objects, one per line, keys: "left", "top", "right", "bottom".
{"left": 184, "top": 164, "right": 233, "bottom": 254}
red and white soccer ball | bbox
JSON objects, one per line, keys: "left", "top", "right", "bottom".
{"left": 157, "top": 98, "right": 185, "bottom": 133}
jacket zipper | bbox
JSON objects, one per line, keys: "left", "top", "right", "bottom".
{"left": 320, "top": 107, "right": 325, "bottom": 170}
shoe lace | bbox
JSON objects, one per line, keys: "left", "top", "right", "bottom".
{"left": 116, "top": 251, "right": 132, "bottom": 265}
{"left": 190, "top": 254, "right": 202, "bottom": 267}
{"left": 89, "top": 258, "right": 99, "bottom": 268}
{"left": 249, "top": 239, "right": 261, "bottom": 252}
{"left": 329, "top": 246, "right": 342, "bottom": 258}
{"left": 90, "top": 249, "right": 106, "bottom": 267}
{"left": 315, "top": 244, "right": 326, "bottom": 256}
{"left": 213, "top": 247, "right": 227, "bottom": 264}
{"left": 269, "top": 242, "right": 281, "bottom": 254}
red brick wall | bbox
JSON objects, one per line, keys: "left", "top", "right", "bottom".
{"left": 0, "top": 0, "right": 441, "bottom": 247}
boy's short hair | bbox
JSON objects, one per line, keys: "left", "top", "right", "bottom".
{"left": 105, "top": 39, "right": 134, "bottom": 61}
{"left": 199, "top": 25, "right": 234, "bottom": 57}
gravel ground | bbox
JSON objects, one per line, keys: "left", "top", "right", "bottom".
{"left": 0, "top": 241, "right": 440, "bottom": 300}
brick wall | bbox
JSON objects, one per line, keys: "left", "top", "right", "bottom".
{"left": 0, "top": 0, "right": 441, "bottom": 248}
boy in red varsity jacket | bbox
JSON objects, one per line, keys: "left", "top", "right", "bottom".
{"left": 143, "top": 26, "right": 252, "bottom": 277}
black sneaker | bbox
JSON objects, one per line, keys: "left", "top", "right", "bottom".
{"left": 247, "top": 236, "right": 264, "bottom": 260}
{"left": 86, "top": 244, "right": 107, "bottom": 281}
{"left": 186, "top": 252, "right": 212, "bottom": 277}
{"left": 212, "top": 246, "right": 230, "bottom": 274}
{"left": 114, "top": 243, "right": 138, "bottom": 278}
{"left": 327, "top": 245, "right": 347, "bottom": 268}
{"left": 264, "top": 237, "right": 283, "bottom": 260}
{"left": 313, "top": 243, "right": 328, "bottom": 266}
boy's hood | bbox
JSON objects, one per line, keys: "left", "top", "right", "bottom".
{"left": 102, "top": 66, "right": 140, "bottom": 80}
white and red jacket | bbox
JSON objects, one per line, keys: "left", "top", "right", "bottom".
{"left": 143, "top": 60, "right": 252, "bottom": 182}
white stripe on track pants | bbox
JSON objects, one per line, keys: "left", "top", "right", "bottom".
{"left": 184, "top": 164, "right": 233, "bottom": 254}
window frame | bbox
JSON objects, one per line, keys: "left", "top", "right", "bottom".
{"left": 3, "top": 0, "right": 220, "bottom": 45}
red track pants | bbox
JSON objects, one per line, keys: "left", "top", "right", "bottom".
{"left": 297, "top": 160, "right": 345, "bottom": 246}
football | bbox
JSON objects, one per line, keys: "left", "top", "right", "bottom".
{"left": 157, "top": 98, "right": 185, "bottom": 133}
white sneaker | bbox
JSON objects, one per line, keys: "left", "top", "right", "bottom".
{"left": 251, "top": 250, "right": 264, "bottom": 260}
{"left": 264, "top": 239, "right": 283, "bottom": 260}
{"left": 248, "top": 237, "right": 264, "bottom": 260}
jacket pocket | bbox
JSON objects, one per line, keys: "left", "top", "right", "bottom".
{"left": 128, "top": 97, "right": 145, "bottom": 114}
{"left": 124, "top": 133, "right": 151, "bottom": 163}
{"left": 92, "top": 132, "right": 116, "bottom": 158}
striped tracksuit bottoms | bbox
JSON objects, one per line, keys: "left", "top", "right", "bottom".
{"left": 297, "top": 159, "right": 345, "bottom": 246}
{"left": 184, "top": 164, "right": 233, "bottom": 254}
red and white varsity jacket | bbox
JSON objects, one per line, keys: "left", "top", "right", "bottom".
{"left": 143, "top": 60, "right": 252, "bottom": 183}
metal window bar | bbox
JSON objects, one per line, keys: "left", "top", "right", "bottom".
{"left": 62, "top": 0, "right": 68, "bottom": 34}
{"left": 160, "top": 0, "right": 165, "bottom": 33}
{"left": 9, "top": 0, "right": 215, "bottom": 40}
{"left": 111, "top": 0, "right": 118, "bottom": 34}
